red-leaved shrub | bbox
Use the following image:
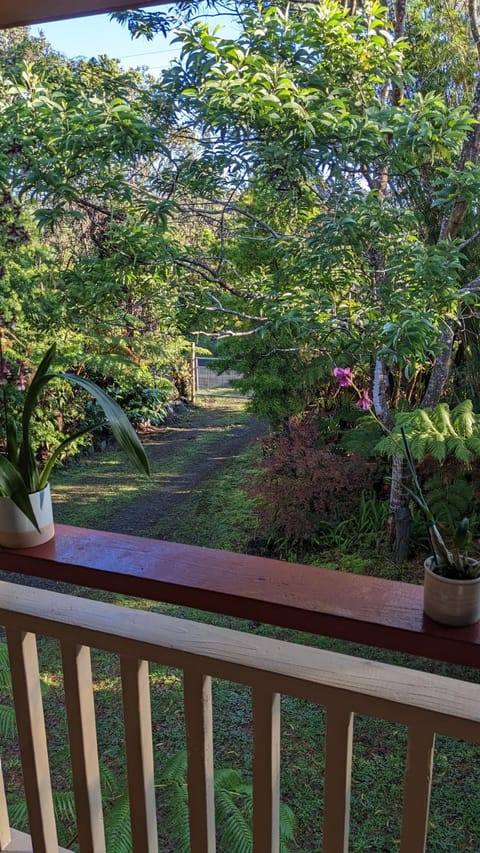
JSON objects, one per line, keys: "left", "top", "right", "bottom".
{"left": 249, "top": 414, "right": 379, "bottom": 542}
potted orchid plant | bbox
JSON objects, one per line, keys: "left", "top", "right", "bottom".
{"left": 0, "top": 337, "right": 150, "bottom": 548}
{"left": 333, "top": 365, "right": 480, "bottom": 626}
{"left": 399, "top": 425, "right": 480, "bottom": 625}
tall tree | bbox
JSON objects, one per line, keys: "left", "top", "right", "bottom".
{"left": 152, "top": 0, "right": 480, "bottom": 559}
{"left": 0, "top": 29, "right": 187, "bottom": 373}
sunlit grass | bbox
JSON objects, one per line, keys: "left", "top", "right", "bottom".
{"left": 50, "top": 399, "right": 252, "bottom": 529}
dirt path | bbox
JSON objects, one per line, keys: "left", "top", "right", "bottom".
{"left": 97, "top": 398, "right": 268, "bottom": 538}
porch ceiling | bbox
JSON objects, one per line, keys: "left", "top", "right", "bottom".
{"left": 0, "top": 0, "right": 168, "bottom": 30}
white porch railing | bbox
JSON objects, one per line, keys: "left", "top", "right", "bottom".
{"left": 1, "top": 578, "right": 480, "bottom": 853}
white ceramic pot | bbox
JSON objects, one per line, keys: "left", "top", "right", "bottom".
{"left": 0, "top": 483, "right": 55, "bottom": 548}
{"left": 423, "top": 557, "right": 480, "bottom": 627}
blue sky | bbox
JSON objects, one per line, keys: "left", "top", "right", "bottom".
{"left": 31, "top": 5, "right": 179, "bottom": 71}
{"left": 31, "top": 4, "right": 237, "bottom": 72}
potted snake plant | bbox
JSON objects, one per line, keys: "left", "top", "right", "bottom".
{"left": 0, "top": 342, "right": 150, "bottom": 548}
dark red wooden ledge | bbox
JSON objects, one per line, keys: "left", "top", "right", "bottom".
{"left": 1, "top": 524, "right": 479, "bottom": 668}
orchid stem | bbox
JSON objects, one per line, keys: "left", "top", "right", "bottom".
{"left": 0, "top": 335, "right": 8, "bottom": 453}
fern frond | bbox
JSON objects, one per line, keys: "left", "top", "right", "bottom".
{"left": 8, "top": 797, "right": 29, "bottom": 831}
{"left": 434, "top": 403, "right": 457, "bottom": 437}
{"left": 235, "top": 784, "right": 254, "bottom": 822}
{"left": 215, "top": 768, "right": 243, "bottom": 790}
{"left": 0, "top": 704, "right": 15, "bottom": 736}
{"left": 378, "top": 404, "right": 480, "bottom": 466}
{"left": 159, "top": 751, "right": 295, "bottom": 852}
{"left": 167, "top": 791, "right": 190, "bottom": 853}
{"left": 100, "top": 762, "right": 121, "bottom": 797}
{"left": 279, "top": 800, "right": 297, "bottom": 845}
{"left": 466, "top": 436, "right": 480, "bottom": 455}
{"left": 53, "top": 790, "right": 76, "bottom": 824}
{"left": 0, "top": 643, "right": 12, "bottom": 690}
{"left": 428, "top": 436, "right": 447, "bottom": 462}
{"left": 449, "top": 437, "right": 472, "bottom": 463}
{"left": 159, "top": 749, "right": 188, "bottom": 781}
{"left": 451, "top": 399, "right": 476, "bottom": 436}
{"left": 216, "top": 793, "right": 253, "bottom": 853}
{"left": 159, "top": 752, "right": 191, "bottom": 852}
{"left": 424, "top": 473, "right": 473, "bottom": 530}
{"left": 105, "top": 792, "right": 132, "bottom": 853}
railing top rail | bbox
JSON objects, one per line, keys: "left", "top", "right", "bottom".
{"left": 1, "top": 525, "right": 480, "bottom": 668}
{"left": 1, "top": 578, "right": 480, "bottom": 742}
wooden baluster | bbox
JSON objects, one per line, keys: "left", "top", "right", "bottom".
{"left": 6, "top": 629, "right": 58, "bottom": 853}
{"left": 120, "top": 657, "right": 158, "bottom": 853}
{"left": 252, "top": 687, "right": 280, "bottom": 853}
{"left": 62, "top": 642, "right": 106, "bottom": 853}
{"left": 323, "top": 703, "right": 353, "bottom": 853}
{"left": 400, "top": 725, "right": 436, "bottom": 853}
{"left": 253, "top": 685, "right": 280, "bottom": 853}
{"left": 184, "top": 670, "right": 215, "bottom": 853}
{"left": 0, "top": 757, "right": 11, "bottom": 850}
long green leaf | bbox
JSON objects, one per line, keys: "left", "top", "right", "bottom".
{"left": 21, "top": 343, "right": 57, "bottom": 446}
{"left": 59, "top": 373, "right": 150, "bottom": 476}
{"left": 6, "top": 417, "right": 19, "bottom": 465}
{"left": 18, "top": 343, "right": 58, "bottom": 490}
{"left": 0, "top": 455, "right": 40, "bottom": 530}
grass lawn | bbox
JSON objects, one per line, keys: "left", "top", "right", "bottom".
{"left": 1, "top": 397, "right": 479, "bottom": 851}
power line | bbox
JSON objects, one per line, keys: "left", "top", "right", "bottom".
{"left": 142, "top": 64, "right": 176, "bottom": 70}
{"left": 118, "top": 47, "right": 178, "bottom": 59}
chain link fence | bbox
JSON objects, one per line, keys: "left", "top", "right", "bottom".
{"left": 196, "top": 357, "right": 244, "bottom": 396}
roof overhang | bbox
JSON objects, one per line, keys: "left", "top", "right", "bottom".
{"left": 0, "top": 1, "right": 167, "bottom": 30}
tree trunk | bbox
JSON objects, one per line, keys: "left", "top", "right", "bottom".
{"left": 388, "top": 454, "right": 412, "bottom": 565}
{"left": 372, "top": 359, "right": 412, "bottom": 562}
{"left": 420, "top": 324, "right": 454, "bottom": 409}
{"left": 421, "top": 40, "right": 480, "bottom": 408}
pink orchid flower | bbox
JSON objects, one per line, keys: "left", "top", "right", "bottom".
{"left": 356, "top": 389, "right": 373, "bottom": 411}
{"left": 333, "top": 366, "right": 353, "bottom": 387}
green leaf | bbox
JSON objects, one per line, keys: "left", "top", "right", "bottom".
{"left": 0, "top": 455, "right": 40, "bottom": 531}
{"left": 18, "top": 343, "right": 58, "bottom": 491}
{"left": 6, "top": 417, "right": 20, "bottom": 466}
{"left": 58, "top": 373, "right": 150, "bottom": 476}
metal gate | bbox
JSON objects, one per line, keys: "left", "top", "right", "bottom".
{"left": 195, "top": 357, "right": 243, "bottom": 394}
